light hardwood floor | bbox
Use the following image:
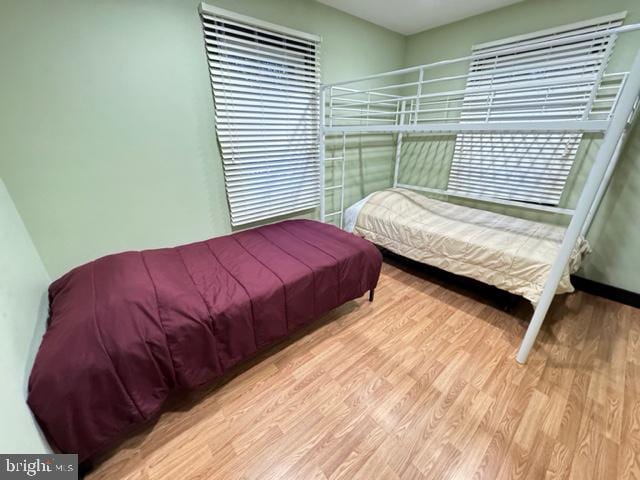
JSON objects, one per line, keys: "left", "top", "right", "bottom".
{"left": 87, "top": 258, "right": 640, "bottom": 480}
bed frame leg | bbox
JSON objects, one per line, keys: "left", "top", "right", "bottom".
{"left": 369, "top": 289, "right": 375, "bottom": 302}
{"left": 79, "top": 460, "right": 94, "bottom": 478}
{"left": 517, "top": 51, "right": 640, "bottom": 365}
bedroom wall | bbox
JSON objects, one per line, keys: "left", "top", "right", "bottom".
{"left": 0, "top": 0, "right": 405, "bottom": 280}
{"left": 2, "top": 0, "right": 637, "bottom": 293}
{"left": 402, "top": 0, "right": 640, "bottom": 294}
{"left": 0, "top": 179, "right": 51, "bottom": 453}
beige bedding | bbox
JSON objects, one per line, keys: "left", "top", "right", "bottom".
{"left": 352, "top": 188, "right": 590, "bottom": 304}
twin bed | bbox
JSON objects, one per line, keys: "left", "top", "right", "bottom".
{"left": 28, "top": 220, "right": 382, "bottom": 462}
{"left": 345, "top": 188, "right": 589, "bottom": 304}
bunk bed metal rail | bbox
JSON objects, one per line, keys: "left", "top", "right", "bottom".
{"left": 321, "top": 24, "right": 640, "bottom": 135}
{"left": 323, "top": 71, "right": 624, "bottom": 135}
{"left": 318, "top": 22, "right": 640, "bottom": 363}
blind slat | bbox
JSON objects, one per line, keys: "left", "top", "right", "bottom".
{"left": 231, "top": 201, "right": 319, "bottom": 225}
{"left": 230, "top": 189, "right": 319, "bottom": 212}
{"left": 205, "top": 39, "right": 319, "bottom": 69}
{"left": 206, "top": 50, "right": 319, "bottom": 75}
{"left": 208, "top": 60, "right": 320, "bottom": 84}
{"left": 222, "top": 152, "right": 319, "bottom": 165}
{"left": 210, "top": 75, "right": 317, "bottom": 94}
{"left": 201, "top": 15, "right": 318, "bottom": 50}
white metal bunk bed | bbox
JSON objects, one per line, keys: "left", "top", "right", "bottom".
{"left": 318, "top": 22, "right": 640, "bottom": 363}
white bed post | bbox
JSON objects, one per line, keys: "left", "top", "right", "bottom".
{"left": 579, "top": 130, "right": 626, "bottom": 237}
{"left": 339, "top": 133, "right": 347, "bottom": 228}
{"left": 516, "top": 51, "right": 640, "bottom": 364}
{"left": 581, "top": 96, "right": 639, "bottom": 237}
{"left": 319, "top": 86, "right": 326, "bottom": 222}
{"left": 393, "top": 100, "right": 407, "bottom": 187}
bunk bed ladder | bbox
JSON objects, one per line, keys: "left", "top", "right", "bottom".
{"left": 321, "top": 130, "right": 347, "bottom": 228}
{"left": 393, "top": 101, "right": 407, "bottom": 187}
{"left": 516, "top": 51, "right": 640, "bottom": 363}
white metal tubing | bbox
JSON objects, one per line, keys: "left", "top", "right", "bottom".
{"left": 324, "top": 119, "right": 609, "bottom": 135}
{"left": 331, "top": 101, "right": 397, "bottom": 109}
{"left": 414, "top": 69, "right": 424, "bottom": 125}
{"left": 329, "top": 86, "right": 333, "bottom": 128}
{"left": 516, "top": 50, "right": 640, "bottom": 364}
{"left": 319, "top": 88, "right": 326, "bottom": 221}
{"left": 339, "top": 134, "right": 347, "bottom": 228}
{"left": 581, "top": 97, "right": 640, "bottom": 236}
{"left": 331, "top": 86, "right": 399, "bottom": 98}
{"left": 340, "top": 74, "right": 600, "bottom": 109}
{"left": 582, "top": 35, "right": 617, "bottom": 119}
{"left": 330, "top": 81, "right": 421, "bottom": 98}
{"left": 331, "top": 110, "right": 408, "bottom": 118}
{"left": 579, "top": 134, "right": 625, "bottom": 237}
{"left": 329, "top": 67, "right": 623, "bottom": 106}
{"left": 330, "top": 117, "right": 391, "bottom": 123}
{"left": 607, "top": 73, "right": 630, "bottom": 121}
{"left": 326, "top": 81, "right": 611, "bottom": 125}
{"left": 324, "top": 74, "right": 624, "bottom": 131}
{"left": 393, "top": 101, "right": 407, "bottom": 187}
{"left": 322, "top": 23, "right": 640, "bottom": 90}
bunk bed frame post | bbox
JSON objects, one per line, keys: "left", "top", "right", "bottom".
{"left": 581, "top": 95, "right": 639, "bottom": 237}
{"left": 414, "top": 69, "right": 424, "bottom": 125}
{"left": 339, "top": 133, "right": 347, "bottom": 228}
{"left": 319, "top": 86, "right": 326, "bottom": 222}
{"left": 516, "top": 51, "right": 640, "bottom": 364}
{"left": 393, "top": 100, "right": 407, "bottom": 187}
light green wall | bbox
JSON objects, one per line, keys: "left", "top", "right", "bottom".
{"left": 403, "top": 0, "right": 640, "bottom": 293}
{"left": 0, "top": 179, "right": 51, "bottom": 453}
{"left": 0, "top": 0, "right": 404, "bottom": 279}
{"left": 1, "top": 0, "right": 638, "bottom": 293}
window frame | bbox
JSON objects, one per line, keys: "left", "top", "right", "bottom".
{"left": 199, "top": 4, "right": 322, "bottom": 227}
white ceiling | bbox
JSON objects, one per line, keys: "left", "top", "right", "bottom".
{"left": 317, "top": 0, "right": 524, "bottom": 35}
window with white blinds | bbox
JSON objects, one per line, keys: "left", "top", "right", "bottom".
{"left": 199, "top": 5, "right": 321, "bottom": 227}
{"left": 449, "top": 13, "right": 625, "bottom": 206}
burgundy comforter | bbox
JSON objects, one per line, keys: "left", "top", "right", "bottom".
{"left": 28, "top": 220, "right": 381, "bottom": 461}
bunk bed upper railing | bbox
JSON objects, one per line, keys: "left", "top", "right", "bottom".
{"left": 323, "top": 72, "right": 626, "bottom": 133}
{"left": 321, "top": 24, "right": 640, "bottom": 134}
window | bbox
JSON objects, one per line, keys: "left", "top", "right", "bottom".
{"left": 448, "top": 13, "right": 625, "bottom": 206}
{"left": 199, "top": 5, "right": 321, "bottom": 226}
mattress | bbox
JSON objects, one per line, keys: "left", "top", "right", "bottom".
{"left": 348, "top": 188, "right": 589, "bottom": 304}
{"left": 28, "top": 219, "right": 382, "bottom": 462}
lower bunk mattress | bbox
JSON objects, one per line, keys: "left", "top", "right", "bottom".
{"left": 28, "top": 219, "right": 382, "bottom": 462}
{"left": 346, "top": 188, "right": 589, "bottom": 304}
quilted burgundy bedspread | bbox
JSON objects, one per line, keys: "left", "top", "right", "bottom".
{"left": 28, "top": 220, "right": 382, "bottom": 461}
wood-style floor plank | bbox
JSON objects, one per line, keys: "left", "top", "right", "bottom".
{"left": 87, "top": 259, "right": 640, "bottom": 480}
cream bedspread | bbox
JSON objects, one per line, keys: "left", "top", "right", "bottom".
{"left": 351, "top": 188, "right": 590, "bottom": 304}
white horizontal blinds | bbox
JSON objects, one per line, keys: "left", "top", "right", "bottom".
{"left": 200, "top": 8, "right": 321, "bottom": 226}
{"left": 449, "top": 13, "right": 625, "bottom": 206}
